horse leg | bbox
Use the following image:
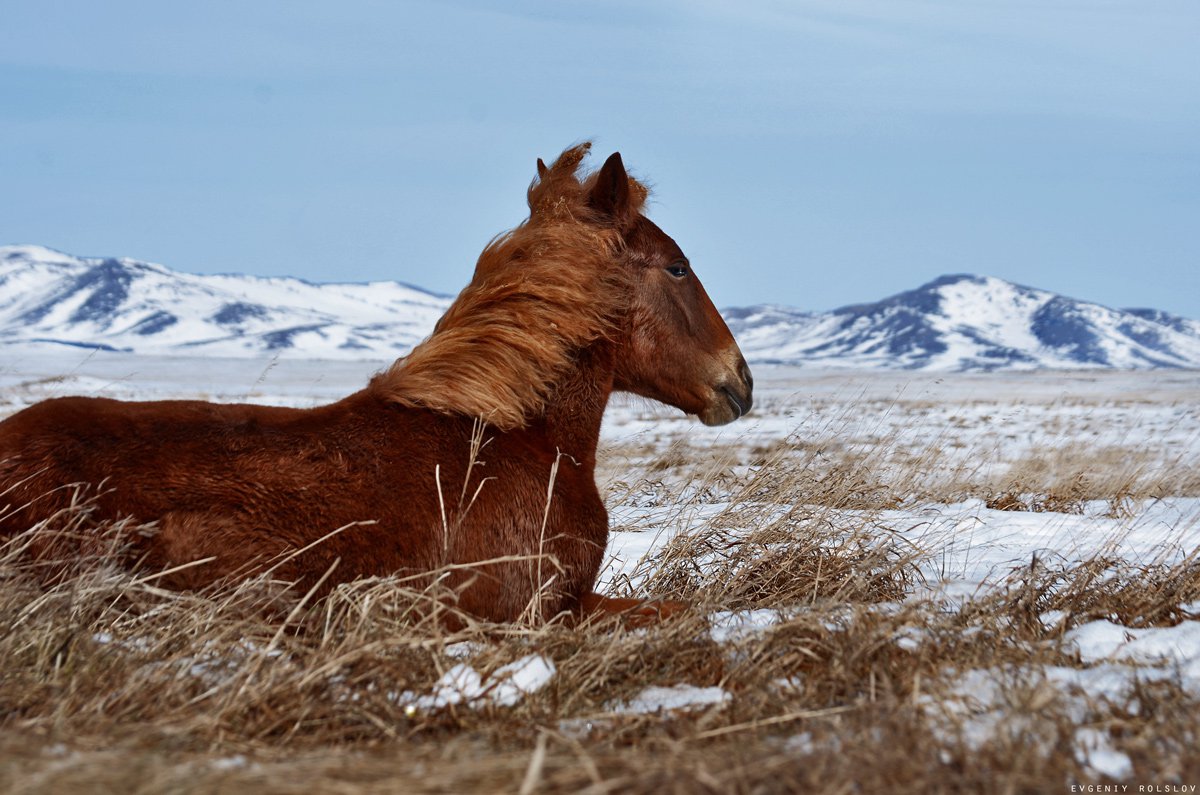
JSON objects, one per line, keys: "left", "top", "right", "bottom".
{"left": 578, "top": 592, "right": 687, "bottom": 627}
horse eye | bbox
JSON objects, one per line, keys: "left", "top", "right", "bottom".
{"left": 666, "top": 263, "right": 689, "bottom": 278}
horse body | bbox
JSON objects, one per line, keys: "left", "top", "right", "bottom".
{"left": 0, "top": 143, "right": 751, "bottom": 623}
{"left": 0, "top": 380, "right": 609, "bottom": 622}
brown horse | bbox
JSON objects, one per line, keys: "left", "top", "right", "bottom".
{"left": 0, "top": 143, "right": 753, "bottom": 624}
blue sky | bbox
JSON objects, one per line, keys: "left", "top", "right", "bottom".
{"left": 2, "top": 1, "right": 1198, "bottom": 317}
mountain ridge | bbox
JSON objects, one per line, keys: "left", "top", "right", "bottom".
{"left": 4, "top": 245, "right": 1199, "bottom": 370}
{"left": 724, "top": 273, "right": 1200, "bottom": 370}
{"left": 1, "top": 244, "right": 450, "bottom": 359}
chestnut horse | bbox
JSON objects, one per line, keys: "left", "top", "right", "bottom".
{"left": 0, "top": 143, "right": 753, "bottom": 623}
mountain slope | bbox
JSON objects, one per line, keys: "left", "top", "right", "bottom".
{"left": 4, "top": 246, "right": 1199, "bottom": 370}
{"left": 724, "top": 274, "right": 1200, "bottom": 370}
{"left": 0, "top": 245, "right": 450, "bottom": 359}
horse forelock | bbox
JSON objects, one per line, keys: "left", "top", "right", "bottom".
{"left": 371, "top": 143, "right": 647, "bottom": 430}
{"left": 524, "top": 142, "right": 650, "bottom": 228}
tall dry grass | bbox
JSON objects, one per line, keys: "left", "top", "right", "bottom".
{"left": 3, "top": 407, "right": 1200, "bottom": 793}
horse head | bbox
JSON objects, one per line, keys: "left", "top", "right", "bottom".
{"left": 586, "top": 152, "right": 753, "bottom": 426}
{"left": 375, "top": 143, "right": 752, "bottom": 431}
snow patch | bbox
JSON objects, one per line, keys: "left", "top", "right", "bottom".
{"left": 396, "top": 654, "right": 557, "bottom": 712}
{"left": 612, "top": 684, "right": 730, "bottom": 715}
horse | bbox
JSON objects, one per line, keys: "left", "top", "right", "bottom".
{"left": 0, "top": 143, "right": 753, "bottom": 624}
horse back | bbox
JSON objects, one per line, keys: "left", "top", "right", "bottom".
{"left": 0, "top": 391, "right": 419, "bottom": 537}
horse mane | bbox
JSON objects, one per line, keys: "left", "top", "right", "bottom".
{"left": 369, "top": 142, "right": 650, "bottom": 430}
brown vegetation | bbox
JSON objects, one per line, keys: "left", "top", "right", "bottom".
{"left": 3, "top": 423, "right": 1198, "bottom": 794}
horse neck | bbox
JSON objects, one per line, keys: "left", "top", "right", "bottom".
{"left": 530, "top": 339, "right": 616, "bottom": 469}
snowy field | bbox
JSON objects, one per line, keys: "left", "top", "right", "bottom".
{"left": 3, "top": 349, "right": 1199, "bottom": 790}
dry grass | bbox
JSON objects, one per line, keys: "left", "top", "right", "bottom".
{"left": 3, "top": 405, "right": 1199, "bottom": 793}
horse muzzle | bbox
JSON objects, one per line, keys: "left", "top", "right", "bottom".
{"left": 698, "top": 355, "right": 754, "bottom": 426}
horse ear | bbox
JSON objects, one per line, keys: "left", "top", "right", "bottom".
{"left": 536, "top": 158, "right": 548, "bottom": 179}
{"left": 588, "top": 152, "right": 630, "bottom": 219}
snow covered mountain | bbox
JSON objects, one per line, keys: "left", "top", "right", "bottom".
{"left": 3, "top": 245, "right": 1199, "bottom": 370}
{"left": 724, "top": 274, "right": 1200, "bottom": 370}
{"left": 0, "top": 245, "right": 450, "bottom": 359}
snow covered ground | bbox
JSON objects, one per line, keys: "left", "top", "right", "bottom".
{"left": 3, "top": 350, "right": 1198, "bottom": 776}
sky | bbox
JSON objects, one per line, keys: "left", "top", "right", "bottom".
{"left": 2, "top": 1, "right": 1198, "bottom": 317}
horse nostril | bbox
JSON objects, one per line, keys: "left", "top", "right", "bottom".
{"left": 720, "top": 385, "right": 750, "bottom": 418}
{"left": 738, "top": 357, "right": 753, "bottom": 391}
